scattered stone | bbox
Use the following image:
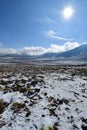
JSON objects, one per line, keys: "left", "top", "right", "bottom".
{"left": 58, "top": 99, "right": 63, "bottom": 105}
{"left": 35, "top": 88, "right": 40, "bottom": 93}
{"left": 11, "top": 102, "right": 25, "bottom": 112}
{"left": 81, "top": 117, "right": 87, "bottom": 124}
{"left": 49, "top": 108, "right": 57, "bottom": 117}
{"left": 63, "top": 98, "right": 69, "bottom": 104}
{"left": 53, "top": 124, "right": 58, "bottom": 130}
{"left": 25, "top": 111, "right": 31, "bottom": 117}
{"left": 0, "top": 64, "right": 87, "bottom": 130}
{"left": 0, "top": 80, "right": 7, "bottom": 85}
{"left": 65, "top": 107, "right": 70, "bottom": 111}
{"left": 74, "top": 92, "right": 79, "bottom": 96}
{"left": 42, "top": 114, "right": 45, "bottom": 117}
{"left": 44, "top": 92, "right": 47, "bottom": 96}
{"left": 19, "top": 87, "right": 28, "bottom": 93}
{"left": 33, "top": 124, "right": 38, "bottom": 129}
{"left": 24, "top": 100, "right": 29, "bottom": 104}
{"left": 82, "top": 95, "right": 87, "bottom": 98}
{"left": 81, "top": 125, "right": 87, "bottom": 130}
{"left": 0, "top": 100, "right": 9, "bottom": 114}
{"left": 0, "top": 121, "right": 6, "bottom": 128}
{"left": 8, "top": 123, "right": 12, "bottom": 127}
{"left": 31, "top": 81, "right": 38, "bottom": 87}
{"left": 72, "top": 124, "right": 79, "bottom": 129}
{"left": 26, "top": 91, "right": 34, "bottom": 97}
{"left": 21, "top": 79, "right": 27, "bottom": 84}
{"left": 54, "top": 122, "right": 59, "bottom": 127}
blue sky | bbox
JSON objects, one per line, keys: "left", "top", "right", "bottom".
{"left": 0, "top": 0, "right": 87, "bottom": 55}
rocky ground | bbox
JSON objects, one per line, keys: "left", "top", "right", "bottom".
{"left": 0, "top": 64, "right": 87, "bottom": 130}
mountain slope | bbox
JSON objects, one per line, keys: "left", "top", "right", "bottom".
{"left": 40, "top": 44, "right": 87, "bottom": 61}
{"left": 56, "top": 44, "right": 87, "bottom": 58}
{"left": 0, "top": 44, "right": 87, "bottom": 63}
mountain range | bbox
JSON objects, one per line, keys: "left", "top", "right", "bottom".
{"left": 41, "top": 44, "right": 87, "bottom": 60}
{"left": 0, "top": 44, "right": 87, "bottom": 63}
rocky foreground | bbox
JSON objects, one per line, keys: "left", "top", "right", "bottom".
{"left": 0, "top": 64, "right": 87, "bottom": 130}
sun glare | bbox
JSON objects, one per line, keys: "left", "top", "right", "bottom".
{"left": 63, "top": 7, "right": 74, "bottom": 20}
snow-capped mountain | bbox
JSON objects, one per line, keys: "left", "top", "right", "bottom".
{"left": 0, "top": 44, "right": 87, "bottom": 63}
{"left": 41, "top": 44, "right": 87, "bottom": 61}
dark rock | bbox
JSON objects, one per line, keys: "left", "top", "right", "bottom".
{"left": 54, "top": 122, "right": 59, "bottom": 126}
{"left": 12, "top": 86, "right": 19, "bottom": 92}
{"left": 26, "top": 91, "right": 34, "bottom": 97}
{"left": 11, "top": 102, "right": 25, "bottom": 113}
{"left": 20, "top": 79, "right": 27, "bottom": 84}
{"left": 72, "top": 124, "right": 79, "bottom": 129}
{"left": 71, "top": 73, "right": 76, "bottom": 76}
{"left": 82, "top": 95, "right": 87, "bottom": 98}
{"left": 0, "top": 122, "right": 6, "bottom": 128}
{"left": 24, "top": 100, "right": 29, "bottom": 104}
{"left": 19, "top": 87, "right": 27, "bottom": 93}
{"left": 81, "top": 125, "right": 87, "bottom": 130}
{"left": 50, "top": 102, "right": 57, "bottom": 107}
{"left": 3, "top": 89, "right": 8, "bottom": 94}
{"left": 8, "top": 123, "right": 12, "bottom": 127}
{"left": 3, "top": 86, "right": 13, "bottom": 93}
{"left": 38, "top": 75, "right": 44, "bottom": 78}
{"left": 49, "top": 108, "right": 57, "bottom": 117}
{"left": 0, "top": 100, "right": 9, "bottom": 114}
{"left": 53, "top": 124, "right": 58, "bottom": 130}
{"left": 0, "top": 80, "right": 7, "bottom": 85}
{"left": 63, "top": 99, "right": 69, "bottom": 104}
{"left": 42, "top": 114, "right": 45, "bottom": 117}
{"left": 44, "top": 92, "right": 47, "bottom": 96}
{"left": 65, "top": 107, "right": 70, "bottom": 111}
{"left": 7, "top": 80, "right": 13, "bottom": 84}
{"left": 31, "top": 81, "right": 38, "bottom": 87}
{"left": 44, "top": 86, "right": 47, "bottom": 88}
{"left": 74, "top": 92, "right": 79, "bottom": 96}
{"left": 81, "top": 117, "right": 87, "bottom": 124}
{"left": 58, "top": 99, "right": 63, "bottom": 105}
{"left": 33, "top": 124, "right": 38, "bottom": 129}
{"left": 25, "top": 111, "right": 31, "bottom": 117}
{"left": 27, "top": 79, "right": 32, "bottom": 82}
{"left": 32, "top": 75, "right": 37, "bottom": 79}
{"left": 35, "top": 88, "right": 40, "bottom": 93}
{"left": 39, "top": 79, "right": 45, "bottom": 84}
{"left": 38, "top": 95, "right": 43, "bottom": 100}
{"left": 58, "top": 98, "right": 69, "bottom": 105}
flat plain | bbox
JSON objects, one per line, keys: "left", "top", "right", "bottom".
{"left": 0, "top": 63, "right": 87, "bottom": 130}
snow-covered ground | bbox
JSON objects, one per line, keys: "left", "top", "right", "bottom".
{"left": 0, "top": 64, "right": 87, "bottom": 130}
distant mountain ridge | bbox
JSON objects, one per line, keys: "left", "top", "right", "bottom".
{"left": 56, "top": 44, "right": 87, "bottom": 58}
{"left": 40, "top": 44, "right": 87, "bottom": 61}
{"left": 0, "top": 44, "right": 87, "bottom": 63}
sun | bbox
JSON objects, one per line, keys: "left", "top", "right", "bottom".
{"left": 63, "top": 7, "right": 74, "bottom": 20}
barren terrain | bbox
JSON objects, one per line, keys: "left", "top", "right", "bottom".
{"left": 0, "top": 64, "right": 87, "bottom": 130}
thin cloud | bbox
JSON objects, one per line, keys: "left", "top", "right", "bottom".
{"left": 38, "top": 16, "right": 54, "bottom": 23}
{"left": 0, "top": 48, "right": 18, "bottom": 54}
{"left": 0, "top": 42, "right": 2, "bottom": 47}
{"left": 46, "top": 30, "right": 73, "bottom": 41}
